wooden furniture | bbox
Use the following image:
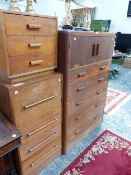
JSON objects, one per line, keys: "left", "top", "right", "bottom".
{"left": 0, "top": 10, "right": 62, "bottom": 175}
{"left": 57, "top": 30, "right": 114, "bottom": 153}
{"left": 0, "top": 10, "right": 57, "bottom": 84}
{"left": 0, "top": 110, "right": 21, "bottom": 175}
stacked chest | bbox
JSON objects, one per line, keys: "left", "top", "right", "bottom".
{"left": 58, "top": 31, "right": 114, "bottom": 153}
{"left": 0, "top": 11, "right": 57, "bottom": 83}
{"left": 0, "top": 11, "right": 62, "bottom": 175}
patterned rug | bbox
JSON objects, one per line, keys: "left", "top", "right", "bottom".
{"left": 104, "top": 88, "right": 131, "bottom": 115}
{"left": 61, "top": 130, "right": 131, "bottom": 175}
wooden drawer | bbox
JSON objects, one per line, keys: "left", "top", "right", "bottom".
{"left": 63, "top": 117, "right": 102, "bottom": 153}
{"left": 67, "top": 72, "right": 109, "bottom": 102}
{"left": 66, "top": 90, "right": 106, "bottom": 119}
{"left": 65, "top": 101, "right": 105, "bottom": 133}
{"left": 67, "top": 60, "right": 111, "bottom": 85}
{"left": 7, "top": 35, "right": 57, "bottom": 76}
{"left": 20, "top": 136, "right": 61, "bottom": 175}
{"left": 0, "top": 74, "right": 62, "bottom": 129}
{"left": 3, "top": 12, "right": 57, "bottom": 36}
{"left": 19, "top": 119, "right": 61, "bottom": 161}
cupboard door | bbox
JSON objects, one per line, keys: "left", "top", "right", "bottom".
{"left": 69, "top": 36, "right": 114, "bottom": 68}
{"left": 93, "top": 36, "right": 114, "bottom": 62}
{"left": 69, "top": 36, "right": 94, "bottom": 68}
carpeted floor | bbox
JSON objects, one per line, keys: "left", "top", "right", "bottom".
{"left": 39, "top": 64, "right": 131, "bottom": 175}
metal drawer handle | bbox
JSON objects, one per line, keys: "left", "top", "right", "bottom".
{"left": 30, "top": 145, "right": 58, "bottom": 167}
{"left": 24, "top": 94, "right": 57, "bottom": 109}
{"left": 99, "top": 66, "right": 106, "bottom": 70}
{"left": 77, "top": 86, "right": 86, "bottom": 92}
{"left": 98, "top": 77, "right": 105, "bottom": 82}
{"left": 76, "top": 100, "right": 84, "bottom": 106}
{"left": 29, "top": 59, "right": 43, "bottom": 66}
{"left": 26, "top": 118, "right": 58, "bottom": 136}
{"left": 27, "top": 24, "right": 41, "bottom": 29}
{"left": 78, "top": 72, "right": 87, "bottom": 77}
{"left": 75, "top": 128, "right": 84, "bottom": 136}
{"left": 28, "top": 132, "right": 57, "bottom": 153}
{"left": 28, "top": 43, "right": 42, "bottom": 48}
{"left": 75, "top": 115, "right": 83, "bottom": 121}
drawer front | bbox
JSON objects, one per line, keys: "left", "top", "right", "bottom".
{"left": 66, "top": 90, "right": 107, "bottom": 119}
{"left": 64, "top": 115, "right": 103, "bottom": 153}
{"left": 9, "top": 74, "right": 62, "bottom": 129}
{"left": 65, "top": 94, "right": 106, "bottom": 133}
{"left": 67, "top": 60, "right": 110, "bottom": 85}
{"left": 19, "top": 118, "right": 61, "bottom": 161}
{"left": 9, "top": 52, "right": 56, "bottom": 76}
{"left": 3, "top": 13, "right": 57, "bottom": 36}
{"left": 7, "top": 36, "right": 56, "bottom": 57}
{"left": 67, "top": 72, "right": 109, "bottom": 102}
{"left": 21, "top": 136, "right": 61, "bottom": 175}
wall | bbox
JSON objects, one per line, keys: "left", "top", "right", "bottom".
{"left": 93, "top": 0, "right": 131, "bottom": 33}
{"left": 0, "top": 0, "right": 131, "bottom": 33}
{"left": 0, "top": 0, "right": 65, "bottom": 26}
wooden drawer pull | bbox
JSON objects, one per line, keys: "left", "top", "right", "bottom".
{"left": 24, "top": 94, "right": 57, "bottom": 109}
{"left": 96, "top": 44, "right": 99, "bottom": 56}
{"left": 92, "top": 44, "right": 95, "bottom": 56}
{"left": 28, "top": 43, "right": 42, "bottom": 48}
{"left": 77, "top": 86, "right": 86, "bottom": 92}
{"left": 75, "top": 115, "right": 83, "bottom": 121}
{"left": 76, "top": 100, "right": 84, "bottom": 106}
{"left": 30, "top": 145, "right": 58, "bottom": 167}
{"left": 27, "top": 24, "right": 41, "bottom": 29}
{"left": 99, "top": 66, "right": 106, "bottom": 70}
{"left": 96, "top": 90, "right": 102, "bottom": 95}
{"left": 28, "top": 132, "right": 57, "bottom": 152}
{"left": 26, "top": 118, "right": 58, "bottom": 136}
{"left": 78, "top": 72, "right": 87, "bottom": 77}
{"left": 29, "top": 59, "right": 43, "bottom": 66}
{"left": 75, "top": 128, "right": 84, "bottom": 136}
{"left": 98, "top": 77, "right": 105, "bottom": 82}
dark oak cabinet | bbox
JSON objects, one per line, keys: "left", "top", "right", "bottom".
{"left": 57, "top": 30, "right": 114, "bottom": 153}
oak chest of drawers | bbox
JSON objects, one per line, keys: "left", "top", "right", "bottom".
{"left": 0, "top": 74, "right": 62, "bottom": 175}
{"left": 0, "top": 10, "right": 57, "bottom": 83}
{"left": 0, "top": 10, "right": 62, "bottom": 175}
{"left": 57, "top": 30, "right": 114, "bottom": 153}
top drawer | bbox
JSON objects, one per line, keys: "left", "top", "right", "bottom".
{"left": 3, "top": 13, "right": 57, "bottom": 36}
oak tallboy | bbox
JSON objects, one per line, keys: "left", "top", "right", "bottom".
{"left": 0, "top": 10, "right": 62, "bottom": 175}
{"left": 57, "top": 30, "right": 114, "bottom": 153}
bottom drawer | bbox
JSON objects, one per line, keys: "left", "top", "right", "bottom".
{"left": 63, "top": 109, "right": 104, "bottom": 153}
{"left": 20, "top": 136, "right": 61, "bottom": 175}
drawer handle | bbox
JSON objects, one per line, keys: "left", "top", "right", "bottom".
{"left": 95, "top": 104, "right": 98, "bottom": 107}
{"left": 92, "top": 44, "right": 95, "bottom": 56}
{"left": 28, "top": 132, "right": 57, "bottom": 153}
{"left": 27, "top": 118, "right": 58, "bottom": 136}
{"left": 75, "top": 128, "right": 84, "bottom": 136}
{"left": 76, "top": 100, "right": 84, "bottom": 106}
{"left": 28, "top": 43, "right": 42, "bottom": 48}
{"left": 96, "top": 90, "right": 102, "bottom": 95}
{"left": 78, "top": 72, "right": 87, "bottom": 77}
{"left": 77, "top": 86, "right": 86, "bottom": 92}
{"left": 29, "top": 59, "right": 43, "bottom": 66}
{"left": 75, "top": 115, "right": 83, "bottom": 121}
{"left": 27, "top": 24, "right": 41, "bottom": 29}
{"left": 24, "top": 94, "right": 57, "bottom": 109}
{"left": 30, "top": 145, "right": 58, "bottom": 167}
{"left": 96, "top": 44, "right": 99, "bottom": 56}
{"left": 98, "top": 77, "right": 105, "bottom": 82}
{"left": 99, "top": 66, "right": 106, "bottom": 70}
